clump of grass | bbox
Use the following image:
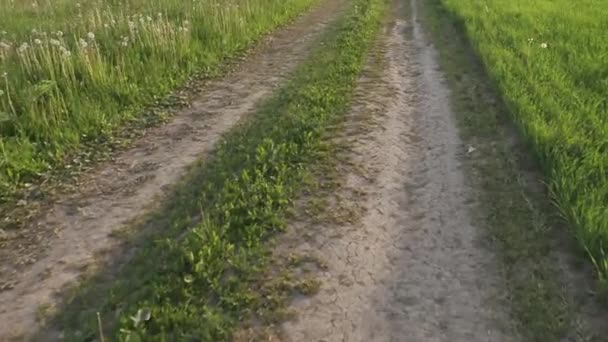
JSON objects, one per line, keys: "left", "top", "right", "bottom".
{"left": 49, "top": 0, "right": 385, "bottom": 340}
{"left": 433, "top": 0, "right": 608, "bottom": 285}
{"left": 0, "top": 0, "right": 316, "bottom": 201}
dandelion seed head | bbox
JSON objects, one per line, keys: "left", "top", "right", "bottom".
{"left": 157, "top": 12, "right": 162, "bottom": 18}
{"left": 87, "top": 32, "right": 95, "bottom": 40}
{"left": 146, "top": 16, "right": 152, "bottom": 22}
{"left": 78, "top": 38, "right": 88, "bottom": 48}
{"left": 18, "top": 42, "right": 29, "bottom": 52}
{"left": 56, "top": 30, "right": 64, "bottom": 37}
{"left": 183, "top": 20, "right": 189, "bottom": 25}
{"left": 49, "top": 39, "right": 60, "bottom": 46}
{"left": 128, "top": 21, "right": 135, "bottom": 29}
{"left": 139, "top": 17, "right": 145, "bottom": 24}
{"left": 76, "top": 2, "right": 81, "bottom": 7}
{"left": 111, "top": 19, "right": 116, "bottom": 25}
{"left": 1, "top": 72, "right": 7, "bottom": 78}
{"left": 104, "top": 23, "right": 109, "bottom": 28}
{"left": 31, "top": 28, "right": 38, "bottom": 34}
{"left": 121, "top": 41, "right": 128, "bottom": 47}
{"left": 541, "top": 43, "right": 548, "bottom": 48}
{"left": 34, "top": 38, "right": 42, "bottom": 45}
{"left": 63, "top": 50, "right": 71, "bottom": 57}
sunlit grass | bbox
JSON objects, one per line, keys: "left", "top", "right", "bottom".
{"left": 0, "top": 0, "right": 316, "bottom": 199}
{"left": 438, "top": 0, "right": 608, "bottom": 283}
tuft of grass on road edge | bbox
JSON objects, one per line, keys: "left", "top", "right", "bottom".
{"left": 46, "top": 0, "right": 385, "bottom": 340}
{"left": 417, "top": 1, "right": 594, "bottom": 341}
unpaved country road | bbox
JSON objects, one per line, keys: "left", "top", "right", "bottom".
{"left": 0, "top": 0, "right": 346, "bottom": 339}
{"left": 282, "top": 0, "right": 518, "bottom": 341}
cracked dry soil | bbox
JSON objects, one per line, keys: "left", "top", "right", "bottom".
{"left": 281, "top": 0, "right": 518, "bottom": 341}
{"left": 0, "top": 0, "right": 346, "bottom": 339}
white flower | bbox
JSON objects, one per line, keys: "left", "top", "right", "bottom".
{"left": 87, "top": 32, "right": 95, "bottom": 40}
{"left": 157, "top": 12, "right": 162, "bottom": 18}
{"left": 34, "top": 38, "right": 42, "bottom": 45}
{"left": 122, "top": 36, "right": 129, "bottom": 42}
{"left": 146, "top": 16, "right": 152, "bottom": 22}
{"left": 78, "top": 38, "right": 88, "bottom": 48}
{"left": 121, "top": 41, "right": 128, "bottom": 47}
{"left": 49, "top": 39, "right": 60, "bottom": 46}
{"left": 138, "top": 17, "right": 145, "bottom": 24}
{"left": 17, "top": 42, "right": 29, "bottom": 52}
{"left": 31, "top": 28, "right": 38, "bottom": 34}
{"left": 62, "top": 50, "right": 71, "bottom": 57}
{"left": 56, "top": 30, "right": 64, "bottom": 37}
{"left": 540, "top": 43, "right": 548, "bottom": 48}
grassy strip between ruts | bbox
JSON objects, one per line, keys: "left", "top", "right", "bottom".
{"left": 419, "top": 0, "right": 604, "bottom": 341}
{"left": 47, "top": 0, "right": 385, "bottom": 340}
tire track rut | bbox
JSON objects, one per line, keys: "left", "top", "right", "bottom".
{"left": 281, "top": 0, "right": 517, "bottom": 340}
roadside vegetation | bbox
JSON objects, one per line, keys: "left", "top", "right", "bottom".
{"left": 432, "top": 0, "right": 608, "bottom": 286}
{"left": 0, "top": 0, "right": 316, "bottom": 201}
{"left": 46, "top": 0, "right": 384, "bottom": 339}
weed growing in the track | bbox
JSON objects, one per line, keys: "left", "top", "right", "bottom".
{"left": 0, "top": 0, "right": 315, "bottom": 201}
{"left": 45, "top": 0, "right": 385, "bottom": 340}
{"left": 432, "top": 0, "right": 608, "bottom": 287}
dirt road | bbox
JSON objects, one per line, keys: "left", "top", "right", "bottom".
{"left": 0, "top": 1, "right": 346, "bottom": 339}
{"left": 281, "top": 0, "right": 517, "bottom": 340}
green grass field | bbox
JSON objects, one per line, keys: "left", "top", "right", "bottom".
{"left": 436, "top": 0, "right": 608, "bottom": 284}
{"left": 0, "top": 0, "right": 315, "bottom": 200}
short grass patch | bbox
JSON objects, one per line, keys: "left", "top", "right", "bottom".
{"left": 43, "top": 0, "right": 385, "bottom": 340}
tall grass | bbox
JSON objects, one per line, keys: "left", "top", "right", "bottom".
{"left": 0, "top": 0, "right": 315, "bottom": 200}
{"left": 436, "top": 0, "right": 608, "bottom": 283}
